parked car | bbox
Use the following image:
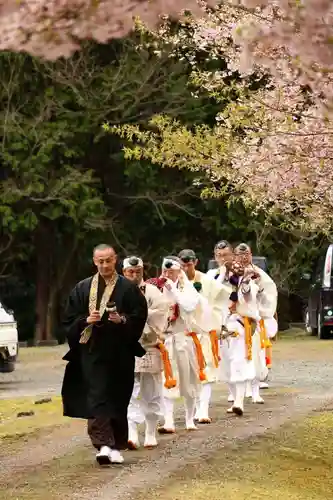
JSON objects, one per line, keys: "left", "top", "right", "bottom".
{"left": 303, "top": 243, "right": 333, "bottom": 339}
{"left": 0, "top": 302, "right": 18, "bottom": 372}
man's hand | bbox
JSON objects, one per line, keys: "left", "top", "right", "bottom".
{"left": 87, "top": 310, "right": 101, "bottom": 324}
{"left": 164, "top": 279, "right": 174, "bottom": 291}
{"left": 108, "top": 312, "right": 124, "bottom": 324}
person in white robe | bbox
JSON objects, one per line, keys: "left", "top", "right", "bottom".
{"left": 234, "top": 244, "right": 278, "bottom": 402}
{"left": 124, "top": 256, "right": 169, "bottom": 449}
{"left": 178, "top": 248, "right": 225, "bottom": 423}
{"left": 207, "top": 240, "right": 234, "bottom": 284}
{"left": 223, "top": 259, "right": 260, "bottom": 416}
{"left": 206, "top": 241, "right": 237, "bottom": 403}
{"left": 154, "top": 256, "right": 202, "bottom": 433}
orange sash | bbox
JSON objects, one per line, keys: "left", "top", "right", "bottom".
{"left": 187, "top": 332, "right": 207, "bottom": 381}
{"left": 157, "top": 342, "right": 177, "bottom": 389}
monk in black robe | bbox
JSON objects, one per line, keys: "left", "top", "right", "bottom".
{"left": 61, "top": 244, "right": 148, "bottom": 465}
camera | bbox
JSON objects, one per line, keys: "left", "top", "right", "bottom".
{"left": 106, "top": 301, "right": 117, "bottom": 313}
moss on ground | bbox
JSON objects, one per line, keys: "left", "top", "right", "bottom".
{"left": 0, "top": 396, "right": 69, "bottom": 443}
{"left": 1, "top": 410, "right": 332, "bottom": 500}
{"left": 140, "top": 411, "right": 333, "bottom": 500}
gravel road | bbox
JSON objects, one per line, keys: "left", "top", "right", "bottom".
{"left": 0, "top": 338, "right": 332, "bottom": 500}
{"left": 0, "top": 345, "right": 66, "bottom": 399}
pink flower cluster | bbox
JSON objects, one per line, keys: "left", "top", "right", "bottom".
{"left": 1, "top": 0, "right": 332, "bottom": 227}
{"left": 140, "top": 1, "right": 333, "bottom": 228}
{"left": 0, "top": 0, "right": 218, "bottom": 59}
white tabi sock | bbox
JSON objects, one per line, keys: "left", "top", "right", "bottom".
{"left": 252, "top": 379, "right": 264, "bottom": 403}
{"left": 234, "top": 381, "right": 246, "bottom": 412}
{"left": 185, "top": 398, "right": 197, "bottom": 430}
{"left": 227, "top": 383, "right": 236, "bottom": 402}
{"left": 163, "top": 398, "right": 175, "bottom": 430}
{"left": 128, "top": 420, "right": 140, "bottom": 448}
{"left": 245, "top": 380, "right": 253, "bottom": 398}
{"left": 195, "top": 383, "right": 212, "bottom": 420}
{"left": 144, "top": 416, "right": 158, "bottom": 447}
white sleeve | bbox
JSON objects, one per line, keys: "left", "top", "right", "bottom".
{"left": 168, "top": 282, "right": 200, "bottom": 313}
{"left": 258, "top": 271, "right": 278, "bottom": 318}
{"left": 146, "top": 285, "right": 169, "bottom": 333}
{"left": 206, "top": 269, "right": 216, "bottom": 278}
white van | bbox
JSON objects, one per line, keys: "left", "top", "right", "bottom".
{"left": 0, "top": 303, "right": 18, "bottom": 372}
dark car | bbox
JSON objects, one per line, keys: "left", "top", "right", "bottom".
{"left": 303, "top": 244, "right": 333, "bottom": 339}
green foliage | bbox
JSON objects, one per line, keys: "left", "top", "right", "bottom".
{"left": 0, "top": 23, "right": 325, "bottom": 340}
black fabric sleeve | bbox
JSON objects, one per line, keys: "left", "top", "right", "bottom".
{"left": 121, "top": 283, "right": 148, "bottom": 342}
{"left": 63, "top": 284, "right": 88, "bottom": 348}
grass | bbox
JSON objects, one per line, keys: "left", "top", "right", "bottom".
{"left": 0, "top": 337, "right": 332, "bottom": 500}
{"left": 1, "top": 409, "right": 333, "bottom": 500}
{"left": 17, "top": 345, "right": 67, "bottom": 369}
{"left": 139, "top": 411, "right": 333, "bottom": 500}
{"left": 0, "top": 395, "right": 69, "bottom": 443}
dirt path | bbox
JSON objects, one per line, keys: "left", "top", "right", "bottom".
{"left": 0, "top": 338, "right": 333, "bottom": 500}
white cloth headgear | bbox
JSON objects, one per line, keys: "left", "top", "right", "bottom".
{"left": 162, "top": 257, "right": 181, "bottom": 270}
{"left": 123, "top": 256, "right": 143, "bottom": 269}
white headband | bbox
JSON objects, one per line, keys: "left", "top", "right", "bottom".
{"left": 162, "top": 258, "right": 181, "bottom": 270}
{"left": 123, "top": 257, "right": 143, "bottom": 269}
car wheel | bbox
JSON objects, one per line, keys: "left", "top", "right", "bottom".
{"left": 0, "top": 358, "right": 15, "bottom": 373}
{"left": 317, "top": 312, "right": 330, "bottom": 339}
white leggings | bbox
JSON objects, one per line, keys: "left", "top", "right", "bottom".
{"left": 127, "top": 372, "right": 163, "bottom": 425}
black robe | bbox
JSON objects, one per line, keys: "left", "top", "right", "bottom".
{"left": 61, "top": 274, "right": 148, "bottom": 420}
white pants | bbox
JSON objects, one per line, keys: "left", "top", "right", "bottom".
{"left": 195, "top": 383, "right": 212, "bottom": 420}
{"left": 128, "top": 372, "right": 163, "bottom": 426}
{"left": 161, "top": 394, "right": 197, "bottom": 429}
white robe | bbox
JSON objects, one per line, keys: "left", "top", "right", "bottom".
{"left": 254, "top": 266, "right": 278, "bottom": 320}
{"left": 224, "top": 281, "right": 260, "bottom": 384}
{"left": 135, "top": 282, "right": 170, "bottom": 373}
{"left": 188, "top": 270, "right": 226, "bottom": 383}
{"left": 162, "top": 273, "right": 201, "bottom": 400}
{"left": 128, "top": 282, "right": 169, "bottom": 431}
{"left": 252, "top": 267, "right": 278, "bottom": 379}
{"left": 206, "top": 266, "right": 234, "bottom": 382}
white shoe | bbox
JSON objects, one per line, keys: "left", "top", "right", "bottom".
{"left": 227, "top": 394, "right": 234, "bottom": 403}
{"left": 144, "top": 434, "right": 158, "bottom": 448}
{"left": 110, "top": 449, "right": 124, "bottom": 464}
{"left": 259, "top": 382, "right": 269, "bottom": 389}
{"left": 186, "top": 421, "right": 198, "bottom": 431}
{"left": 252, "top": 396, "right": 264, "bottom": 404}
{"left": 227, "top": 406, "right": 244, "bottom": 416}
{"left": 96, "top": 446, "right": 113, "bottom": 465}
{"left": 144, "top": 419, "right": 158, "bottom": 448}
{"left": 185, "top": 403, "right": 198, "bottom": 431}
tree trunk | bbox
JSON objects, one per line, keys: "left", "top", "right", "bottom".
{"left": 45, "top": 293, "right": 57, "bottom": 341}
{"left": 34, "top": 220, "right": 53, "bottom": 344}
{"left": 45, "top": 233, "right": 80, "bottom": 342}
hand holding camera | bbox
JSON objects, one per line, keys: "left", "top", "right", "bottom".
{"left": 106, "top": 301, "right": 125, "bottom": 325}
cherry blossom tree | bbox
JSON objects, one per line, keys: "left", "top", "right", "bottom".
{"left": 1, "top": 0, "right": 332, "bottom": 228}
{"left": 0, "top": 0, "right": 218, "bottom": 59}
{"left": 111, "top": 1, "right": 333, "bottom": 230}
